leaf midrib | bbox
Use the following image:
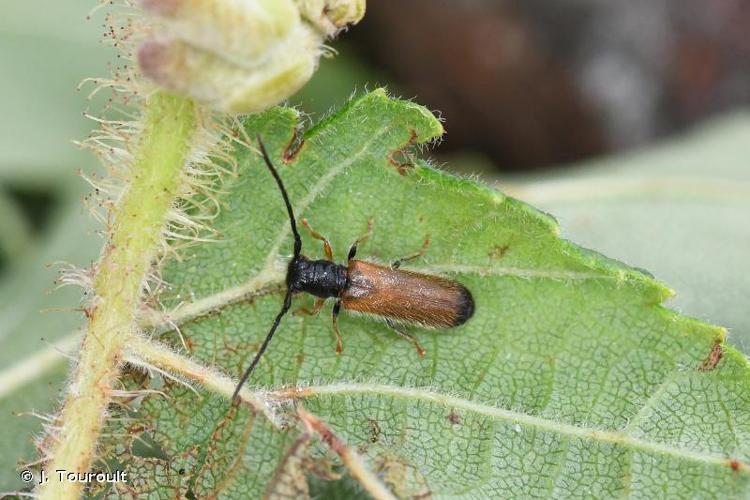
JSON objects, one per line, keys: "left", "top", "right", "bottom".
{"left": 158, "top": 263, "right": 629, "bottom": 334}
{"left": 275, "top": 382, "right": 742, "bottom": 471}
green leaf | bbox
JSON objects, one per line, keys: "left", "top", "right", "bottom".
{"left": 500, "top": 114, "right": 750, "bottom": 351}
{"left": 100, "top": 90, "right": 748, "bottom": 497}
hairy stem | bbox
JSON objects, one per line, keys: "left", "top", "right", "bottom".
{"left": 38, "top": 92, "right": 196, "bottom": 499}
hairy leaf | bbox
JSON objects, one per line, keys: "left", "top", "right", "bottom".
{"left": 104, "top": 90, "right": 750, "bottom": 498}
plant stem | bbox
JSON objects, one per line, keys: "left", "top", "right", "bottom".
{"left": 38, "top": 92, "right": 196, "bottom": 499}
{"left": 297, "top": 407, "right": 397, "bottom": 500}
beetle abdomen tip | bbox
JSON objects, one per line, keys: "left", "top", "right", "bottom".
{"left": 452, "top": 285, "right": 475, "bottom": 326}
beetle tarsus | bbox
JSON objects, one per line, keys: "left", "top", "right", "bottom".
{"left": 386, "top": 319, "right": 426, "bottom": 357}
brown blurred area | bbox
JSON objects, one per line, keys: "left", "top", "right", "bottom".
{"left": 351, "top": 0, "right": 750, "bottom": 170}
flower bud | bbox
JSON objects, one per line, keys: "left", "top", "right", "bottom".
{"left": 140, "top": 0, "right": 300, "bottom": 63}
{"left": 296, "top": 0, "right": 366, "bottom": 37}
{"left": 137, "top": 0, "right": 366, "bottom": 114}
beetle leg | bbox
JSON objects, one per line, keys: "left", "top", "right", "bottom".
{"left": 301, "top": 218, "right": 333, "bottom": 261}
{"left": 347, "top": 217, "right": 374, "bottom": 261}
{"left": 385, "top": 319, "right": 426, "bottom": 357}
{"left": 332, "top": 300, "right": 344, "bottom": 354}
{"left": 391, "top": 236, "right": 431, "bottom": 269}
{"left": 295, "top": 297, "right": 325, "bottom": 316}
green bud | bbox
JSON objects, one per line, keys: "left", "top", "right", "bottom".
{"left": 296, "top": 0, "right": 366, "bottom": 36}
{"left": 138, "top": 0, "right": 365, "bottom": 114}
{"left": 140, "top": 0, "right": 300, "bottom": 63}
{"left": 138, "top": 24, "right": 319, "bottom": 113}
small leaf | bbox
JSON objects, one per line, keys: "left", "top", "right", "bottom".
{"left": 106, "top": 90, "right": 750, "bottom": 497}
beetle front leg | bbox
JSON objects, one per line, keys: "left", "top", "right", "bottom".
{"left": 295, "top": 297, "right": 325, "bottom": 316}
{"left": 301, "top": 218, "right": 334, "bottom": 261}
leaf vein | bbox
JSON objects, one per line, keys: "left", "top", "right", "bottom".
{"left": 278, "top": 383, "right": 741, "bottom": 471}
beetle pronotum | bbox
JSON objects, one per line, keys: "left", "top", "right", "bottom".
{"left": 232, "top": 138, "right": 474, "bottom": 399}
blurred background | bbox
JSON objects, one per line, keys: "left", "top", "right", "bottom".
{"left": 1, "top": 0, "right": 748, "bottom": 490}
{"left": 352, "top": 1, "right": 750, "bottom": 170}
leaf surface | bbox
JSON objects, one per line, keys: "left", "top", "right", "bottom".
{"left": 502, "top": 115, "right": 750, "bottom": 349}
{"left": 103, "top": 91, "right": 750, "bottom": 498}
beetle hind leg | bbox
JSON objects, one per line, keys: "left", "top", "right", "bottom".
{"left": 332, "top": 300, "right": 344, "bottom": 354}
{"left": 385, "top": 319, "right": 426, "bottom": 358}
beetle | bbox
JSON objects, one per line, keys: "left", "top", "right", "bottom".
{"left": 232, "top": 137, "right": 474, "bottom": 400}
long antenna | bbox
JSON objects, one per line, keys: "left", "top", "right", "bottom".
{"left": 257, "top": 136, "right": 302, "bottom": 258}
{"left": 232, "top": 137, "right": 300, "bottom": 402}
{"left": 232, "top": 290, "right": 293, "bottom": 401}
